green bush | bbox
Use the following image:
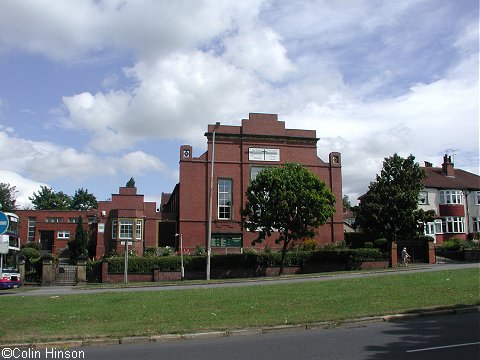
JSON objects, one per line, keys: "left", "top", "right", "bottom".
{"left": 364, "top": 242, "right": 373, "bottom": 248}
{"left": 144, "top": 247, "right": 157, "bottom": 257}
{"left": 442, "top": 238, "right": 478, "bottom": 251}
{"left": 86, "top": 259, "right": 102, "bottom": 283}
{"left": 21, "top": 246, "right": 41, "bottom": 282}
{"left": 107, "top": 255, "right": 206, "bottom": 273}
{"left": 22, "top": 241, "right": 42, "bottom": 251}
{"left": 373, "top": 238, "right": 388, "bottom": 252}
{"left": 211, "top": 254, "right": 257, "bottom": 268}
{"left": 348, "top": 248, "right": 387, "bottom": 261}
{"left": 344, "top": 233, "right": 369, "bottom": 248}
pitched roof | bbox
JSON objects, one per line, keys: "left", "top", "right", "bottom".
{"left": 422, "top": 167, "right": 480, "bottom": 190}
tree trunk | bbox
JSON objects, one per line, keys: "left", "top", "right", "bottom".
{"left": 279, "top": 240, "right": 289, "bottom": 276}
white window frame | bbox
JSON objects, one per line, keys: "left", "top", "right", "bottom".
{"left": 434, "top": 219, "right": 443, "bottom": 234}
{"left": 418, "top": 191, "right": 428, "bottom": 205}
{"left": 119, "top": 219, "right": 134, "bottom": 240}
{"left": 442, "top": 217, "right": 465, "bottom": 233}
{"left": 28, "top": 217, "right": 36, "bottom": 241}
{"left": 46, "top": 217, "right": 63, "bottom": 223}
{"left": 136, "top": 220, "right": 142, "bottom": 240}
{"left": 472, "top": 217, "right": 480, "bottom": 233}
{"left": 439, "top": 190, "right": 463, "bottom": 205}
{"left": 476, "top": 192, "right": 480, "bottom": 205}
{"left": 112, "top": 220, "right": 118, "bottom": 240}
{"left": 57, "top": 231, "right": 70, "bottom": 239}
{"left": 218, "top": 179, "right": 232, "bottom": 220}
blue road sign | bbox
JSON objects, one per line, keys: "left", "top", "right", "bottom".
{"left": 0, "top": 211, "right": 9, "bottom": 235}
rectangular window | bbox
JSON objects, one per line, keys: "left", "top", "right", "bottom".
{"left": 476, "top": 192, "right": 480, "bottom": 205}
{"left": 425, "top": 222, "right": 435, "bottom": 236}
{"left": 136, "top": 220, "right": 142, "bottom": 240}
{"left": 57, "top": 231, "right": 70, "bottom": 239}
{"left": 46, "top": 217, "right": 63, "bottom": 223}
{"left": 442, "top": 217, "right": 465, "bottom": 233}
{"left": 473, "top": 217, "right": 480, "bottom": 233}
{"left": 119, "top": 219, "right": 134, "bottom": 239}
{"left": 218, "top": 179, "right": 232, "bottom": 220}
{"left": 68, "top": 217, "right": 78, "bottom": 223}
{"left": 439, "top": 190, "right": 463, "bottom": 205}
{"left": 434, "top": 219, "right": 443, "bottom": 234}
{"left": 27, "top": 217, "right": 36, "bottom": 241}
{"left": 418, "top": 191, "right": 428, "bottom": 205}
{"left": 250, "top": 166, "right": 266, "bottom": 180}
{"left": 112, "top": 220, "right": 118, "bottom": 240}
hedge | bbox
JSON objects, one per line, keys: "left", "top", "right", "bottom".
{"left": 105, "top": 248, "right": 387, "bottom": 274}
{"left": 108, "top": 256, "right": 206, "bottom": 273}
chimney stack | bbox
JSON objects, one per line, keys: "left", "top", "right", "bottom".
{"left": 442, "top": 154, "right": 455, "bottom": 177}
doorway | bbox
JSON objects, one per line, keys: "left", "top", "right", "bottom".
{"left": 158, "top": 221, "right": 176, "bottom": 248}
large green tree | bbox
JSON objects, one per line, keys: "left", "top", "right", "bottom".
{"left": 0, "top": 183, "right": 17, "bottom": 212}
{"left": 29, "top": 186, "right": 72, "bottom": 210}
{"left": 355, "top": 153, "right": 434, "bottom": 241}
{"left": 241, "top": 163, "right": 336, "bottom": 275}
{"left": 71, "top": 188, "right": 98, "bottom": 210}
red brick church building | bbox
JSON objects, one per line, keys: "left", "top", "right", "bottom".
{"left": 162, "top": 113, "right": 344, "bottom": 253}
{"left": 16, "top": 113, "right": 343, "bottom": 257}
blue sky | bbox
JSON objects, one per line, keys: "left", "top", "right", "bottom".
{"left": 0, "top": 0, "right": 478, "bottom": 208}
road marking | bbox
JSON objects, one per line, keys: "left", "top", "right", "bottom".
{"left": 407, "top": 342, "right": 480, "bottom": 353}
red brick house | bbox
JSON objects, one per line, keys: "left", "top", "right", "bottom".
{"left": 419, "top": 155, "right": 480, "bottom": 244}
{"left": 17, "top": 186, "right": 164, "bottom": 258}
{"left": 15, "top": 209, "right": 96, "bottom": 255}
{"left": 163, "top": 113, "right": 344, "bottom": 253}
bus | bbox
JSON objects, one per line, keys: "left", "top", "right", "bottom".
{"left": 0, "top": 212, "right": 21, "bottom": 289}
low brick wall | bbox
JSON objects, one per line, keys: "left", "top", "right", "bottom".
{"left": 302, "top": 262, "right": 346, "bottom": 274}
{"left": 464, "top": 249, "right": 480, "bottom": 261}
{"left": 211, "top": 268, "right": 257, "bottom": 279}
{"left": 104, "top": 272, "right": 153, "bottom": 283}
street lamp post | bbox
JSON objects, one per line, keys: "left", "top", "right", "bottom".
{"left": 206, "top": 122, "right": 220, "bottom": 281}
{"left": 175, "top": 233, "right": 184, "bottom": 280}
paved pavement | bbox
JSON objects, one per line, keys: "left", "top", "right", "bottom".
{"left": 1, "top": 261, "right": 478, "bottom": 297}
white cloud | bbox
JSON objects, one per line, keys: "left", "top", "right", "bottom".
{"left": 0, "top": 130, "right": 168, "bottom": 187}
{"left": 0, "top": 0, "right": 265, "bottom": 61}
{"left": 222, "top": 26, "right": 295, "bottom": 82}
{"left": 62, "top": 51, "right": 264, "bottom": 151}
{"left": 0, "top": 170, "right": 46, "bottom": 209}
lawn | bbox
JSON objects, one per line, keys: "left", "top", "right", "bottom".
{"left": 0, "top": 268, "right": 478, "bottom": 344}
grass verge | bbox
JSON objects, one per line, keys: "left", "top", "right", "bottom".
{"left": 0, "top": 268, "right": 478, "bottom": 344}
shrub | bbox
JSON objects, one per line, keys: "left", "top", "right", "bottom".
{"left": 348, "top": 248, "right": 387, "bottom": 261}
{"left": 21, "top": 246, "right": 41, "bottom": 281}
{"left": 344, "top": 233, "right": 369, "bottom": 248}
{"left": 373, "top": 238, "right": 388, "bottom": 252}
{"left": 22, "top": 241, "right": 42, "bottom": 251}
{"left": 442, "top": 238, "right": 478, "bottom": 251}
{"left": 160, "top": 246, "right": 174, "bottom": 256}
{"left": 86, "top": 259, "right": 102, "bottom": 283}
{"left": 107, "top": 255, "right": 206, "bottom": 273}
{"left": 194, "top": 245, "right": 205, "bottom": 256}
{"left": 320, "top": 241, "right": 347, "bottom": 250}
{"left": 364, "top": 242, "right": 373, "bottom": 248}
{"left": 144, "top": 247, "right": 157, "bottom": 257}
{"left": 296, "top": 239, "right": 318, "bottom": 251}
{"left": 211, "top": 254, "right": 257, "bottom": 268}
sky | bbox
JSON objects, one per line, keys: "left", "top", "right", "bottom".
{"left": 0, "top": 0, "right": 478, "bottom": 208}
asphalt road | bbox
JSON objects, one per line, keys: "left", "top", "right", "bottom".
{"left": 67, "top": 312, "right": 479, "bottom": 360}
{"left": 2, "top": 262, "right": 478, "bottom": 297}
